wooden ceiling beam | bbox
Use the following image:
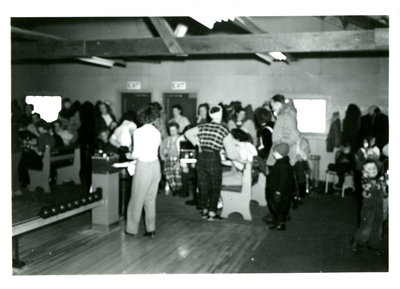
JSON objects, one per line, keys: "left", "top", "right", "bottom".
{"left": 234, "top": 16, "right": 297, "bottom": 63}
{"left": 148, "top": 17, "right": 187, "bottom": 56}
{"left": 12, "top": 29, "right": 388, "bottom": 61}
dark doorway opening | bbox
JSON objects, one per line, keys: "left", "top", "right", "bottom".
{"left": 121, "top": 92, "right": 151, "bottom": 115}
{"left": 163, "top": 93, "right": 197, "bottom": 125}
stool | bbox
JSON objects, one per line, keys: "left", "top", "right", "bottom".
{"left": 324, "top": 170, "right": 354, "bottom": 198}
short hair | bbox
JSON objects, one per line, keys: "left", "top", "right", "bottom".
{"left": 171, "top": 104, "right": 183, "bottom": 113}
{"left": 120, "top": 110, "right": 138, "bottom": 124}
{"left": 150, "top": 102, "right": 163, "bottom": 112}
{"left": 137, "top": 105, "right": 160, "bottom": 124}
{"left": 271, "top": 94, "right": 286, "bottom": 103}
{"left": 231, "top": 128, "right": 252, "bottom": 143}
{"left": 254, "top": 107, "right": 273, "bottom": 127}
{"left": 167, "top": 121, "right": 180, "bottom": 130}
{"left": 198, "top": 103, "right": 210, "bottom": 113}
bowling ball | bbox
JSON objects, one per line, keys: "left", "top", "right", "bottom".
{"left": 66, "top": 201, "right": 73, "bottom": 210}
{"left": 58, "top": 202, "right": 67, "bottom": 213}
{"left": 73, "top": 199, "right": 81, "bottom": 208}
{"left": 81, "top": 196, "right": 88, "bottom": 206}
{"left": 50, "top": 206, "right": 58, "bottom": 216}
{"left": 96, "top": 190, "right": 103, "bottom": 200}
{"left": 87, "top": 194, "right": 94, "bottom": 203}
{"left": 39, "top": 207, "right": 51, "bottom": 219}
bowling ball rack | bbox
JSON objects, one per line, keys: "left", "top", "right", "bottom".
{"left": 12, "top": 198, "right": 103, "bottom": 269}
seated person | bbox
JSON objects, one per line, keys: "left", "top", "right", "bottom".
{"left": 18, "top": 120, "right": 55, "bottom": 189}
{"left": 52, "top": 120, "right": 77, "bottom": 146}
{"left": 95, "top": 129, "right": 118, "bottom": 155}
{"left": 222, "top": 129, "right": 257, "bottom": 186}
{"left": 327, "top": 143, "right": 355, "bottom": 190}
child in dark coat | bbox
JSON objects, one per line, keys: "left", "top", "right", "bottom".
{"left": 266, "top": 143, "right": 296, "bottom": 231}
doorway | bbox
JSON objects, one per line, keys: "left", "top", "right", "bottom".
{"left": 121, "top": 92, "right": 151, "bottom": 115}
{"left": 163, "top": 93, "right": 197, "bottom": 125}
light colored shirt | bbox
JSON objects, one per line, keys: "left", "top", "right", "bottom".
{"left": 169, "top": 115, "right": 190, "bottom": 133}
{"left": 102, "top": 114, "right": 113, "bottom": 127}
{"left": 132, "top": 124, "right": 161, "bottom": 162}
{"left": 110, "top": 120, "right": 137, "bottom": 149}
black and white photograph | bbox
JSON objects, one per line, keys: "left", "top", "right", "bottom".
{"left": 2, "top": 1, "right": 400, "bottom": 288}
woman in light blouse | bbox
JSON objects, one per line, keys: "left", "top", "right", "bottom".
{"left": 125, "top": 105, "right": 162, "bottom": 238}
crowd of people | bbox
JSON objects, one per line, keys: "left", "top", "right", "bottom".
{"left": 11, "top": 95, "right": 389, "bottom": 252}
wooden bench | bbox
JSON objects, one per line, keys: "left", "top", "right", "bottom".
{"left": 28, "top": 146, "right": 80, "bottom": 193}
{"left": 220, "top": 163, "right": 252, "bottom": 221}
{"left": 251, "top": 172, "right": 267, "bottom": 206}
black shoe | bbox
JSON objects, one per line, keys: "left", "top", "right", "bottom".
{"left": 185, "top": 199, "right": 197, "bottom": 206}
{"left": 124, "top": 231, "right": 137, "bottom": 237}
{"left": 262, "top": 214, "right": 274, "bottom": 225}
{"left": 143, "top": 231, "right": 156, "bottom": 239}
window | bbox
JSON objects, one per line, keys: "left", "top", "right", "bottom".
{"left": 25, "top": 95, "right": 62, "bottom": 123}
{"left": 293, "top": 99, "right": 326, "bottom": 134}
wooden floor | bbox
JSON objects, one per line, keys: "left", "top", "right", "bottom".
{"left": 13, "top": 194, "right": 266, "bottom": 275}
{"left": 12, "top": 188, "right": 388, "bottom": 275}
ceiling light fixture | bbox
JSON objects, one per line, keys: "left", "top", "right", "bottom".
{"left": 77, "top": 56, "right": 115, "bottom": 68}
{"left": 269, "top": 52, "right": 287, "bottom": 61}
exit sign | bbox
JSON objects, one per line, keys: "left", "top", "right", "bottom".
{"left": 171, "top": 81, "right": 186, "bottom": 90}
{"left": 127, "top": 81, "right": 141, "bottom": 90}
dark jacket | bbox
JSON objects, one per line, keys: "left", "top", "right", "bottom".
{"left": 326, "top": 118, "right": 342, "bottom": 152}
{"left": 267, "top": 156, "right": 296, "bottom": 197}
{"left": 257, "top": 124, "right": 273, "bottom": 159}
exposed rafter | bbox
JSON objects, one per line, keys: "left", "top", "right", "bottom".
{"left": 148, "top": 17, "right": 187, "bottom": 57}
{"left": 11, "top": 26, "right": 127, "bottom": 68}
{"left": 233, "top": 16, "right": 296, "bottom": 63}
{"left": 12, "top": 29, "right": 388, "bottom": 61}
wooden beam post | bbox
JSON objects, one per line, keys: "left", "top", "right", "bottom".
{"left": 12, "top": 29, "right": 388, "bottom": 61}
{"left": 148, "top": 17, "right": 187, "bottom": 57}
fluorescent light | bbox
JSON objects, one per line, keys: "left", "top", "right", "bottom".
{"left": 77, "top": 56, "right": 115, "bottom": 68}
{"left": 269, "top": 52, "right": 287, "bottom": 61}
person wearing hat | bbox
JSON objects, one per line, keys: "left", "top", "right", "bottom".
{"left": 266, "top": 142, "right": 296, "bottom": 230}
{"left": 185, "top": 105, "right": 240, "bottom": 221}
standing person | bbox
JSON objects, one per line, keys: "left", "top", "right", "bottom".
{"left": 253, "top": 107, "right": 274, "bottom": 162}
{"left": 185, "top": 105, "right": 239, "bottom": 221}
{"left": 196, "top": 103, "right": 211, "bottom": 124}
{"left": 94, "top": 101, "right": 117, "bottom": 135}
{"left": 125, "top": 105, "right": 162, "bottom": 238}
{"left": 160, "top": 122, "right": 185, "bottom": 196}
{"left": 109, "top": 111, "right": 138, "bottom": 161}
{"left": 267, "top": 94, "right": 301, "bottom": 207}
{"left": 266, "top": 143, "right": 296, "bottom": 231}
{"left": 169, "top": 104, "right": 191, "bottom": 134}
{"left": 227, "top": 106, "right": 257, "bottom": 144}
{"left": 351, "top": 159, "right": 387, "bottom": 252}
